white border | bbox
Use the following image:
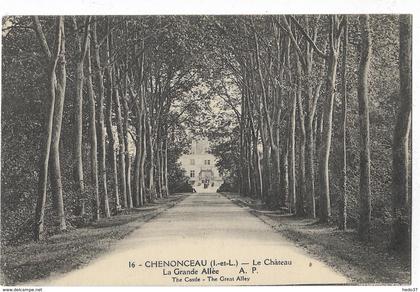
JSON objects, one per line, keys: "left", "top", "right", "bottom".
{"left": 0, "top": 0, "right": 419, "bottom": 15}
{"left": 1, "top": 1, "right": 419, "bottom": 292}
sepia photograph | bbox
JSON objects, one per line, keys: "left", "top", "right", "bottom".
{"left": 0, "top": 1, "right": 416, "bottom": 289}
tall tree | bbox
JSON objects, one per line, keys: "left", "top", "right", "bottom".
{"left": 339, "top": 16, "right": 348, "bottom": 231}
{"left": 104, "top": 19, "right": 121, "bottom": 210}
{"left": 288, "top": 89, "right": 297, "bottom": 213}
{"left": 391, "top": 14, "right": 412, "bottom": 251}
{"left": 114, "top": 65, "right": 128, "bottom": 209}
{"left": 122, "top": 22, "right": 134, "bottom": 208}
{"left": 86, "top": 37, "right": 101, "bottom": 220}
{"left": 295, "top": 58, "right": 306, "bottom": 216}
{"left": 71, "top": 16, "right": 91, "bottom": 215}
{"left": 33, "top": 16, "right": 67, "bottom": 240}
{"left": 318, "top": 16, "right": 344, "bottom": 223}
{"left": 253, "top": 22, "right": 281, "bottom": 207}
{"left": 92, "top": 17, "right": 111, "bottom": 217}
{"left": 357, "top": 15, "right": 372, "bottom": 240}
{"left": 48, "top": 16, "right": 67, "bottom": 234}
{"left": 281, "top": 15, "right": 324, "bottom": 218}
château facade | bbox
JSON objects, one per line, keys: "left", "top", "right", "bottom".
{"left": 178, "top": 138, "right": 223, "bottom": 193}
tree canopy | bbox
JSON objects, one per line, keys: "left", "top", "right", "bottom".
{"left": 1, "top": 15, "right": 411, "bottom": 253}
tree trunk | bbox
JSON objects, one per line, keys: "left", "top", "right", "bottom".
{"left": 319, "top": 58, "right": 336, "bottom": 223}
{"left": 105, "top": 22, "right": 120, "bottom": 211}
{"left": 86, "top": 41, "right": 100, "bottom": 221}
{"left": 156, "top": 133, "right": 163, "bottom": 199}
{"left": 122, "top": 28, "right": 132, "bottom": 209}
{"left": 391, "top": 14, "right": 412, "bottom": 251}
{"left": 92, "top": 18, "right": 110, "bottom": 217}
{"left": 245, "top": 132, "right": 253, "bottom": 196}
{"left": 303, "top": 19, "right": 319, "bottom": 220}
{"left": 280, "top": 146, "right": 288, "bottom": 208}
{"left": 316, "top": 109, "right": 324, "bottom": 217}
{"left": 239, "top": 91, "right": 246, "bottom": 197}
{"left": 288, "top": 91, "right": 297, "bottom": 213}
{"left": 305, "top": 79, "right": 321, "bottom": 219}
{"left": 357, "top": 15, "right": 372, "bottom": 241}
{"left": 139, "top": 110, "right": 147, "bottom": 205}
{"left": 163, "top": 132, "right": 169, "bottom": 196}
{"left": 253, "top": 134, "right": 263, "bottom": 199}
{"left": 339, "top": 17, "right": 348, "bottom": 230}
{"left": 122, "top": 95, "right": 132, "bottom": 208}
{"left": 306, "top": 120, "right": 316, "bottom": 218}
{"left": 296, "top": 62, "right": 306, "bottom": 217}
{"left": 73, "top": 60, "right": 85, "bottom": 215}
{"left": 146, "top": 116, "right": 156, "bottom": 201}
{"left": 114, "top": 83, "right": 127, "bottom": 210}
{"left": 33, "top": 16, "right": 62, "bottom": 240}
{"left": 270, "top": 145, "right": 281, "bottom": 207}
{"left": 134, "top": 103, "right": 142, "bottom": 206}
{"left": 49, "top": 17, "right": 67, "bottom": 231}
{"left": 319, "top": 19, "right": 340, "bottom": 223}
{"left": 71, "top": 16, "right": 90, "bottom": 216}
{"left": 105, "top": 66, "right": 120, "bottom": 210}
{"left": 261, "top": 128, "right": 271, "bottom": 203}
{"left": 126, "top": 155, "right": 133, "bottom": 207}
{"left": 159, "top": 138, "right": 167, "bottom": 197}
{"left": 249, "top": 132, "right": 257, "bottom": 198}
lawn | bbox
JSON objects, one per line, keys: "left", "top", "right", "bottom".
{"left": 222, "top": 192, "right": 411, "bottom": 285}
{"left": 0, "top": 193, "right": 187, "bottom": 285}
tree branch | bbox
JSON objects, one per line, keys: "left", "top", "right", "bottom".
{"left": 289, "top": 15, "right": 328, "bottom": 59}
{"left": 80, "top": 16, "right": 91, "bottom": 61}
{"left": 277, "top": 16, "right": 307, "bottom": 67}
{"left": 32, "top": 16, "right": 51, "bottom": 60}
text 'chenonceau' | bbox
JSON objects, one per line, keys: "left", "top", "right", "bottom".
{"left": 132, "top": 258, "right": 293, "bottom": 283}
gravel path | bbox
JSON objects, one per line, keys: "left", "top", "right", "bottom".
{"left": 30, "top": 192, "right": 347, "bottom": 286}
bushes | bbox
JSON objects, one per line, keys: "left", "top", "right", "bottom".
{"left": 217, "top": 182, "right": 238, "bottom": 193}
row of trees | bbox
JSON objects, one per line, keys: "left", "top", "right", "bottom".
{"left": 1, "top": 15, "right": 411, "bottom": 253}
{"left": 2, "top": 16, "right": 203, "bottom": 242}
{"left": 205, "top": 15, "right": 411, "bottom": 250}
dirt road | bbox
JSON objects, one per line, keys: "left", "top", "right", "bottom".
{"left": 30, "top": 192, "right": 347, "bottom": 286}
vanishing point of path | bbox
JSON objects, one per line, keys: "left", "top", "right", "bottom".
{"left": 30, "top": 193, "right": 347, "bottom": 286}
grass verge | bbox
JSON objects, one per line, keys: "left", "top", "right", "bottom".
{"left": 222, "top": 192, "right": 410, "bottom": 285}
{"left": 0, "top": 193, "right": 187, "bottom": 286}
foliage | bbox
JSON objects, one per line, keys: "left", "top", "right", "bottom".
{"left": 1, "top": 15, "right": 411, "bottom": 256}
